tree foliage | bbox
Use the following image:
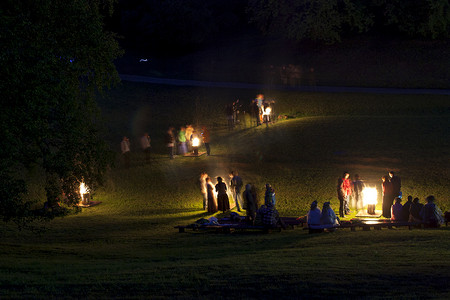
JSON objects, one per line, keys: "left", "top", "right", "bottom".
{"left": 0, "top": 0, "right": 122, "bottom": 224}
{"left": 247, "top": 0, "right": 450, "bottom": 43}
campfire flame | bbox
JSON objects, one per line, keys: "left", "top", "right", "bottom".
{"left": 362, "top": 187, "right": 377, "bottom": 206}
{"left": 192, "top": 137, "right": 200, "bottom": 147}
{"left": 263, "top": 107, "right": 271, "bottom": 115}
{"left": 79, "top": 182, "right": 89, "bottom": 202}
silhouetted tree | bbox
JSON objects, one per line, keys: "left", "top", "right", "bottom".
{"left": 0, "top": 0, "right": 122, "bottom": 225}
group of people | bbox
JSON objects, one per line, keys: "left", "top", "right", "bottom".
{"left": 199, "top": 171, "right": 281, "bottom": 227}
{"left": 391, "top": 195, "right": 445, "bottom": 227}
{"left": 120, "top": 125, "right": 212, "bottom": 167}
{"left": 336, "top": 171, "right": 365, "bottom": 218}
{"left": 225, "top": 94, "right": 277, "bottom": 130}
{"left": 336, "top": 171, "right": 403, "bottom": 218}
{"left": 165, "top": 125, "right": 211, "bottom": 159}
{"left": 120, "top": 133, "right": 152, "bottom": 169}
{"left": 251, "top": 94, "right": 276, "bottom": 127}
{"left": 307, "top": 201, "right": 340, "bottom": 229}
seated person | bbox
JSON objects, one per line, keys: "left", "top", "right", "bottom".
{"left": 420, "top": 195, "right": 445, "bottom": 227}
{"left": 307, "top": 201, "right": 321, "bottom": 226}
{"left": 320, "top": 202, "right": 340, "bottom": 227}
{"left": 255, "top": 203, "right": 285, "bottom": 229}
{"left": 391, "top": 197, "right": 404, "bottom": 221}
{"left": 402, "top": 195, "right": 413, "bottom": 221}
{"left": 409, "top": 197, "right": 423, "bottom": 222}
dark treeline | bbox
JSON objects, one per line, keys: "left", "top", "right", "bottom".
{"left": 112, "top": 0, "right": 450, "bottom": 52}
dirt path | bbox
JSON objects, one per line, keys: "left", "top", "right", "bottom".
{"left": 119, "top": 74, "right": 450, "bottom": 95}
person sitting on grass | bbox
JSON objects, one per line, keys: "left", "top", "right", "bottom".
{"left": 320, "top": 202, "right": 340, "bottom": 227}
{"left": 307, "top": 201, "right": 321, "bottom": 226}
{"left": 409, "top": 197, "right": 424, "bottom": 222}
{"left": 391, "top": 197, "right": 404, "bottom": 221}
{"left": 420, "top": 195, "right": 445, "bottom": 227}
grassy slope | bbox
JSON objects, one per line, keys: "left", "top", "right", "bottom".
{"left": 1, "top": 82, "right": 450, "bottom": 298}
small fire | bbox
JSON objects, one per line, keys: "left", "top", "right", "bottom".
{"left": 263, "top": 107, "right": 271, "bottom": 115}
{"left": 362, "top": 187, "right": 377, "bottom": 206}
{"left": 79, "top": 182, "right": 89, "bottom": 203}
{"left": 192, "top": 137, "right": 200, "bottom": 147}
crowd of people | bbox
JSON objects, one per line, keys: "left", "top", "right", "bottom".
{"left": 120, "top": 125, "right": 211, "bottom": 167}
{"left": 391, "top": 195, "right": 445, "bottom": 227}
{"left": 199, "top": 171, "right": 284, "bottom": 228}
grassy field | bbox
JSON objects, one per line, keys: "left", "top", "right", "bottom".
{"left": 1, "top": 82, "right": 449, "bottom": 298}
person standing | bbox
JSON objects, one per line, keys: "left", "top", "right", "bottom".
{"left": 230, "top": 171, "right": 243, "bottom": 212}
{"left": 381, "top": 175, "right": 393, "bottom": 218}
{"left": 140, "top": 132, "right": 151, "bottom": 164}
{"left": 243, "top": 184, "right": 258, "bottom": 224}
{"left": 215, "top": 177, "right": 230, "bottom": 213}
{"left": 165, "top": 127, "right": 175, "bottom": 159}
{"left": 199, "top": 172, "right": 208, "bottom": 210}
{"left": 177, "top": 126, "right": 187, "bottom": 155}
{"left": 185, "top": 124, "right": 194, "bottom": 151}
{"left": 201, "top": 125, "right": 211, "bottom": 156}
{"left": 121, "top": 136, "right": 130, "bottom": 169}
{"left": 264, "top": 183, "right": 276, "bottom": 207}
{"left": 337, "top": 171, "right": 352, "bottom": 218}
{"left": 352, "top": 174, "right": 365, "bottom": 211}
{"left": 389, "top": 171, "right": 401, "bottom": 199}
{"left": 206, "top": 177, "right": 218, "bottom": 213}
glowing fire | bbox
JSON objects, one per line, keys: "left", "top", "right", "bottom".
{"left": 79, "top": 182, "right": 89, "bottom": 202}
{"left": 362, "top": 187, "right": 377, "bottom": 206}
{"left": 263, "top": 107, "right": 271, "bottom": 115}
{"left": 192, "top": 137, "right": 200, "bottom": 147}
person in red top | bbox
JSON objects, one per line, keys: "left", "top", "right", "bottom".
{"left": 337, "top": 171, "right": 352, "bottom": 218}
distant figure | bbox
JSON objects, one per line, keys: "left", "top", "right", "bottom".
{"left": 382, "top": 175, "right": 393, "bottom": 218}
{"left": 255, "top": 94, "right": 264, "bottom": 126}
{"left": 391, "top": 197, "right": 403, "bottom": 221}
{"left": 201, "top": 126, "right": 211, "bottom": 156}
{"left": 226, "top": 104, "right": 234, "bottom": 130}
{"left": 230, "top": 171, "right": 243, "bottom": 212}
{"left": 243, "top": 184, "right": 258, "bottom": 224}
{"left": 185, "top": 124, "right": 194, "bottom": 151}
{"left": 165, "top": 127, "right": 175, "bottom": 159}
{"left": 206, "top": 177, "right": 218, "bottom": 213}
{"left": 215, "top": 177, "right": 230, "bottom": 213}
{"left": 307, "top": 201, "right": 321, "bottom": 226}
{"left": 264, "top": 183, "right": 276, "bottom": 206}
{"left": 420, "top": 195, "right": 445, "bottom": 227}
{"left": 320, "top": 202, "right": 340, "bottom": 227}
{"left": 351, "top": 174, "right": 365, "bottom": 211}
{"left": 140, "top": 132, "right": 151, "bottom": 164}
{"left": 177, "top": 126, "right": 187, "bottom": 155}
{"left": 402, "top": 195, "right": 413, "bottom": 221}
{"left": 337, "top": 171, "right": 352, "bottom": 218}
{"left": 409, "top": 197, "right": 424, "bottom": 222}
{"left": 199, "top": 172, "right": 208, "bottom": 210}
{"left": 121, "top": 136, "right": 130, "bottom": 168}
{"left": 389, "top": 171, "right": 401, "bottom": 198}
